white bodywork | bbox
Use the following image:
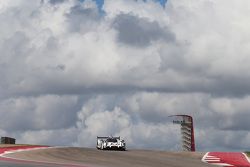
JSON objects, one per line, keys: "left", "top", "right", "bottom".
{"left": 96, "top": 136, "right": 126, "bottom": 151}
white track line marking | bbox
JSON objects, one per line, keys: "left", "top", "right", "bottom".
{"left": 0, "top": 147, "right": 87, "bottom": 167}
{"left": 201, "top": 152, "right": 234, "bottom": 166}
{"left": 242, "top": 153, "right": 250, "bottom": 164}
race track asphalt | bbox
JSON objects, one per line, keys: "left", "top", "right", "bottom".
{"left": 5, "top": 147, "right": 215, "bottom": 167}
{"left": 0, "top": 161, "right": 60, "bottom": 167}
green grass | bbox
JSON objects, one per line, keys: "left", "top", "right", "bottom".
{"left": 245, "top": 152, "right": 250, "bottom": 157}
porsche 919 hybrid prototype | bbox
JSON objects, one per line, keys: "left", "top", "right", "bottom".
{"left": 96, "top": 136, "right": 126, "bottom": 151}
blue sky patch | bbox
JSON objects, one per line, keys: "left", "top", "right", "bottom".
{"left": 90, "top": 0, "right": 167, "bottom": 11}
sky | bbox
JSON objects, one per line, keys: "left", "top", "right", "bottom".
{"left": 1, "top": 0, "right": 250, "bottom": 152}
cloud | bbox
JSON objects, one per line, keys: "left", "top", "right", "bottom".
{"left": 18, "top": 127, "right": 78, "bottom": 146}
{"left": 75, "top": 95, "right": 180, "bottom": 150}
{"left": 65, "top": 2, "right": 100, "bottom": 32}
{"left": 113, "top": 13, "right": 175, "bottom": 47}
{"left": 0, "top": 95, "right": 78, "bottom": 131}
{"left": 0, "top": 0, "right": 250, "bottom": 151}
{"left": 48, "top": 0, "right": 67, "bottom": 5}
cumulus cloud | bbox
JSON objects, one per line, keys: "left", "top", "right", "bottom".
{"left": 48, "top": 0, "right": 67, "bottom": 5}
{"left": 0, "top": 0, "right": 250, "bottom": 151}
{"left": 113, "top": 13, "right": 175, "bottom": 47}
{"left": 0, "top": 95, "right": 78, "bottom": 131}
{"left": 75, "top": 95, "right": 180, "bottom": 150}
{"left": 18, "top": 127, "right": 78, "bottom": 146}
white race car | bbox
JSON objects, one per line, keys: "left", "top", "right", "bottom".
{"left": 96, "top": 136, "right": 126, "bottom": 151}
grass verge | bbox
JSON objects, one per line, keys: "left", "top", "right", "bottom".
{"left": 245, "top": 152, "right": 250, "bottom": 157}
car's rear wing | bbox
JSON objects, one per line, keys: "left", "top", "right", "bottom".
{"left": 96, "top": 136, "right": 121, "bottom": 146}
{"left": 97, "top": 136, "right": 121, "bottom": 140}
